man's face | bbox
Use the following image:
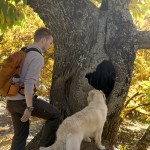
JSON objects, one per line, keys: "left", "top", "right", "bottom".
{"left": 42, "top": 35, "right": 53, "bottom": 52}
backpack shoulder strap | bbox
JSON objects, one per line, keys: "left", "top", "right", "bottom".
{"left": 24, "top": 48, "right": 42, "bottom": 55}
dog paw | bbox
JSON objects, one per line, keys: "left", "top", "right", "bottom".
{"left": 84, "top": 137, "right": 91, "bottom": 142}
{"left": 99, "top": 145, "right": 105, "bottom": 150}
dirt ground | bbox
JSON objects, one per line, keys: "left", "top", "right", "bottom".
{"left": 116, "top": 120, "right": 149, "bottom": 150}
{"left": 0, "top": 100, "right": 149, "bottom": 150}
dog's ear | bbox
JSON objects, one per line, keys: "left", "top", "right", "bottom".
{"left": 87, "top": 90, "right": 96, "bottom": 104}
{"left": 99, "top": 90, "right": 106, "bottom": 100}
{"left": 89, "top": 90, "right": 96, "bottom": 98}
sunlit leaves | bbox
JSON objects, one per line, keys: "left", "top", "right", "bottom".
{"left": 89, "top": 0, "right": 150, "bottom": 24}
{"left": 140, "top": 80, "right": 150, "bottom": 102}
{"left": 131, "top": 50, "right": 150, "bottom": 103}
{"left": 23, "top": 0, "right": 26, "bottom": 4}
{"left": 122, "top": 5, "right": 150, "bottom": 121}
{"left": 129, "top": 0, "right": 150, "bottom": 27}
{"left": 118, "top": 145, "right": 127, "bottom": 150}
{"left": 123, "top": 49, "right": 150, "bottom": 122}
{"left": 14, "top": 0, "right": 20, "bottom": 4}
{"left": 90, "top": 0, "right": 102, "bottom": 7}
{"left": 0, "top": 0, "right": 27, "bottom": 35}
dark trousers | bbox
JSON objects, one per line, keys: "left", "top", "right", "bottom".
{"left": 6, "top": 96, "right": 61, "bottom": 150}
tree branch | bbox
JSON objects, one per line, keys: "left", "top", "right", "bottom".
{"left": 124, "top": 92, "right": 143, "bottom": 108}
{"left": 125, "top": 103, "right": 150, "bottom": 118}
{"left": 137, "top": 31, "right": 150, "bottom": 49}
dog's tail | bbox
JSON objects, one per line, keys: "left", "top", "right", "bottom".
{"left": 40, "top": 140, "right": 64, "bottom": 150}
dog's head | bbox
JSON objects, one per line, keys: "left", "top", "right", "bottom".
{"left": 87, "top": 89, "right": 106, "bottom": 104}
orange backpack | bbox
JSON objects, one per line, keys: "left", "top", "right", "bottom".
{"left": 0, "top": 47, "right": 41, "bottom": 96}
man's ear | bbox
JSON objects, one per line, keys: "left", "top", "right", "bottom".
{"left": 41, "top": 37, "right": 46, "bottom": 44}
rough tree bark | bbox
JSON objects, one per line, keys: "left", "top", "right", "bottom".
{"left": 26, "top": 0, "right": 150, "bottom": 149}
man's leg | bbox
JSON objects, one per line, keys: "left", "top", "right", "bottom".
{"left": 6, "top": 100, "right": 29, "bottom": 150}
{"left": 39, "top": 117, "right": 60, "bottom": 147}
{"left": 32, "top": 96, "right": 61, "bottom": 147}
{"left": 10, "top": 112, "right": 29, "bottom": 150}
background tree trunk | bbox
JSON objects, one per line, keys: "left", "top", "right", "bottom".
{"left": 27, "top": 0, "right": 150, "bottom": 149}
{"left": 137, "top": 125, "right": 150, "bottom": 150}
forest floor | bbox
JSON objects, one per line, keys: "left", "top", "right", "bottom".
{"left": 0, "top": 100, "right": 149, "bottom": 150}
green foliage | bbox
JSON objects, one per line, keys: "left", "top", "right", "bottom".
{"left": 129, "top": 0, "right": 150, "bottom": 26}
{"left": 123, "top": 50, "right": 150, "bottom": 122}
{"left": 131, "top": 50, "right": 150, "bottom": 103}
{"left": 122, "top": 1, "right": 150, "bottom": 122}
{"left": 118, "top": 145, "right": 127, "bottom": 150}
{"left": 140, "top": 80, "right": 150, "bottom": 102}
{"left": 0, "top": 0, "right": 26, "bottom": 35}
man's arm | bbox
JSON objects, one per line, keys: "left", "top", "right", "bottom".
{"left": 25, "top": 94, "right": 33, "bottom": 107}
{"left": 21, "top": 52, "right": 44, "bottom": 122}
{"left": 21, "top": 94, "right": 33, "bottom": 122}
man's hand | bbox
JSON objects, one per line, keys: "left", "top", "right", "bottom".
{"left": 21, "top": 109, "right": 31, "bottom": 122}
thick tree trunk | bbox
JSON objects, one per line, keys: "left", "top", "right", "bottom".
{"left": 27, "top": 0, "right": 150, "bottom": 149}
{"left": 101, "top": 1, "right": 137, "bottom": 144}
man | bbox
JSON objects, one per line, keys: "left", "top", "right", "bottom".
{"left": 6, "top": 27, "right": 61, "bottom": 150}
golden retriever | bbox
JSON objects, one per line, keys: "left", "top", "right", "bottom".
{"left": 40, "top": 89, "right": 107, "bottom": 150}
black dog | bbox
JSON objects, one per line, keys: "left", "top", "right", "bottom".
{"left": 85, "top": 60, "right": 116, "bottom": 98}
